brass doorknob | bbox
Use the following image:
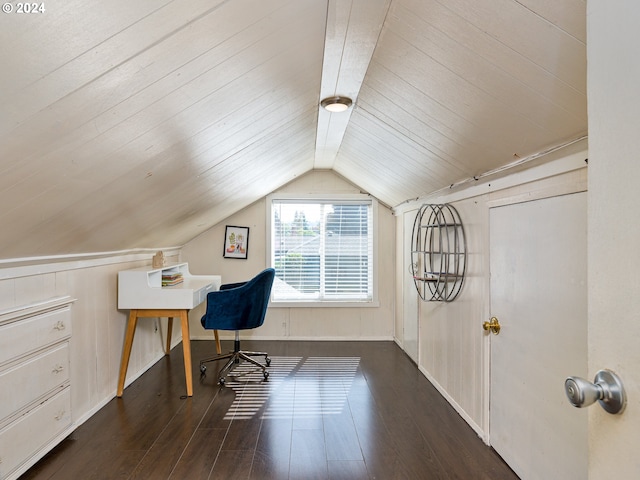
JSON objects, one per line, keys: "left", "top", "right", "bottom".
{"left": 483, "top": 317, "right": 501, "bottom": 335}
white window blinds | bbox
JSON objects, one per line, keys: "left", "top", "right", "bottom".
{"left": 270, "top": 198, "right": 374, "bottom": 303}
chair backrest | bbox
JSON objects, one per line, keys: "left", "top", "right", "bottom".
{"left": 200, "top": 268, "right": 275, "bottom": 331}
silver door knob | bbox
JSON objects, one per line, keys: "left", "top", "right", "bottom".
{"left": 564, "top": 369, "right": 626, "bottom": 414}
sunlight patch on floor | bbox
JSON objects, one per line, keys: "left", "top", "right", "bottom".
{"left": 223, "top": 356, "right": 360, "bottom": 420}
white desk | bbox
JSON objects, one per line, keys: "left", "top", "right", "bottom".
{"left": 117, "top": 263, "right": 221, "bottom": 397}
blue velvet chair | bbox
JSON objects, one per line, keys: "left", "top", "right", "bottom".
{"left": 199, "top": 268, "right": 275, "bottom": 385}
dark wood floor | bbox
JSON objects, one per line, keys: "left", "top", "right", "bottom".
{"left": 22, "top": 340, "right": 518, "bottom": 479}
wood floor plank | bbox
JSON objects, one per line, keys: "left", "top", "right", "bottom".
{"left": 254, "top": 417, "right": 292, "bottom": 460}
{"left": 327, "top": 460, "right": 369, "bottom": 480}
{"left": 129, "top": 390, "right": 218, "bottom": 479}
{"left": 167, "top": 428, "right": 226, "bottom": 480}
{"left": 289, "top": 428, "right": 328, "bottom": 479}
{"left": 249, "top": 450, "right": 291, "bottom": 480}
{"left": 20, "top": 340, "right": 519, "bottom": 480}
{"left": 220, "top": 415, "right": 263, "bottom": 451}
{"left": 250, "top": 418, "right": 292, "bottom": 479}
{"left": 289, "top": 427, "right": 327, "bottom": 461}
{"left": 49, "top": 448, "right": 146, "bottom": 480}
{"left": 323, "top": 410, "right": 363, "bottom": 462}
{"left": 209, "top": 449, "right": 254, "bottom": 480}
{"left": 199, "top": 386, "right": 237, "bottom": 428}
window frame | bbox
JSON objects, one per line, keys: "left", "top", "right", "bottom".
{"left": 266, "top": 193, "right": 379, "bottom": 307}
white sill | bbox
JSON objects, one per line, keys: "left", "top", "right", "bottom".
{"left": 271, "top": 300, "right": 380, "bottom": 308}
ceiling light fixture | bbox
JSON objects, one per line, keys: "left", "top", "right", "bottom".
{"left": 320, "top": 96, "right": 353, "bottom": 113}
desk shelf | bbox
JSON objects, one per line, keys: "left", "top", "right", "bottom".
{"left": 411, "top": 204, "right": 467, "bottom": 302}
{"left": 118, "top": 263, "right": 220, "bottom": 310}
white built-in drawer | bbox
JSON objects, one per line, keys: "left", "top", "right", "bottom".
{"left": 0, "top": 306, "right": 71, "bottom": 366}
{"left": 0, "top": 386, "right": 71, "bottom": 479}
{"left": 0, "top": 342, "right": 70, "bottom": 423}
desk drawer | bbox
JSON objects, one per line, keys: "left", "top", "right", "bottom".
{"left": 0, "top": 342, "right": 70, "bottom": 423}
{"left": 0, "top": 386, "right": 71, "bottom": 479}
{"left": 0, "top": 306, "right": 71, "bottom": 366}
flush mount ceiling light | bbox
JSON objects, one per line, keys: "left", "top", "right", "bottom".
{"left": 320, "top": 96, "right": 353, "bottom": 113}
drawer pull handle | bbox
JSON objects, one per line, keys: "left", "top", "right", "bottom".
{"left": 54, "top": 321, "right": 66, "bottom": 331}
{"left": 55, "top": 410, "right": 66, "bottom": 421}
{"left": 52, "top": 365, "right": 64, "bottom": 374}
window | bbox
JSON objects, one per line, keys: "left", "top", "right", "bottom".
{"left": 268, "top": 195, "right": 376, "bottom": 305}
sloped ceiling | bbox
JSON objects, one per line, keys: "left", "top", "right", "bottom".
{"left": 0, "top": 0, "right": 586, "bottom": 260}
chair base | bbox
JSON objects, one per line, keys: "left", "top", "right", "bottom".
{"left": 200, "top": 347, "right": 270, "bottom": 385}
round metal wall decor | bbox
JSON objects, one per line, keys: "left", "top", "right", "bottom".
{"left": 410, "top": 203, "right": 467, "bottom": 302}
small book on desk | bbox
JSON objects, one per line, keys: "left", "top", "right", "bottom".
{"left": 162, "top": 272, "right": 184, "bottom": 287}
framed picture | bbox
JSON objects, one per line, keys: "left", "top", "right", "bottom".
{"left": 223, "top": 225, "right": 249, "bottom": 259}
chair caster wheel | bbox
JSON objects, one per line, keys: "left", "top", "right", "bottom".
{"left": 218, "top": 377, "right": 225, "bottom": 386}
{"left": 265, "top": 357, "right": 271, "bottom": 367}
{"left": 200, "top": 364, "right": 206, "bottom": 374}
{"left": 263, "top": 370, "right": 269, "bottom": 380}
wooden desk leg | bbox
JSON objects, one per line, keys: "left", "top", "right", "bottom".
{"left": 179, "top": 310, "right": 193, "bottom": 397}
{"left": 117, "top": 310, "right": 139, "bottom": 397}
{"left": 165, "top": 317, "right": 173, "bottom": 354}
{"left": 214, "top": 329, "right": 221, "bottom": 354}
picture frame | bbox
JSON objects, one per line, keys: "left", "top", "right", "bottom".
{"left": 223, "top": 225, "right": 249, "bottom": 259}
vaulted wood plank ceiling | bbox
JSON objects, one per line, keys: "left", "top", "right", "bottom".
{"left": 0, "top": 0, "right": 586, "bottom": 260}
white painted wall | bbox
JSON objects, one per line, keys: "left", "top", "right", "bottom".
{"left": 394, "top": 139, "right": 588, "bottom": 438}
{"left": 182, "top": 170, "right": 396, "bottom": 342}
{"left": 587, "top": 2, "right": 640, "bottom": 477}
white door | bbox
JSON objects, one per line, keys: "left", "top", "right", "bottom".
{"left": 489, "top": 193, "right": 588, "bottom": 480}
{"left": 403, "top": 209, "right": 419, "bottom": 363}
